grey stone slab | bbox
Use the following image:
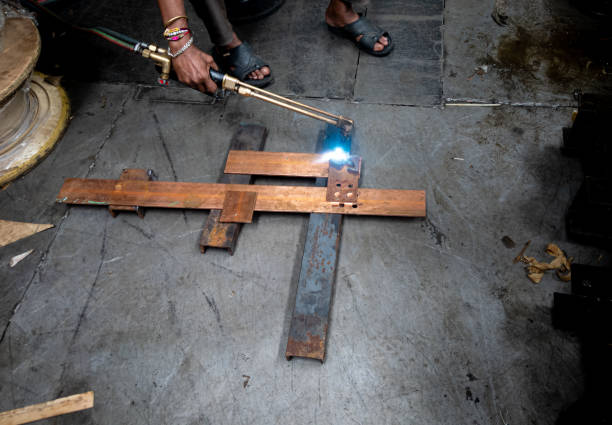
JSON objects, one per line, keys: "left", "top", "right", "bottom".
{"left": 1, "top": 86, "right": 607, "bottom": 424}
{"left": 354, "top": 17, "right": 442, "bottom": 104}
{"left": 368, "top": 0, "right": 444, "bottom": 16}
{"left": 443, "top": 0, "right": 612, "bottom": 105}
{"left": 0, "top": 83, "right": 132, "bottom": 338}
{"left": 235, "top": 0, "right": 359, "bottom": 99}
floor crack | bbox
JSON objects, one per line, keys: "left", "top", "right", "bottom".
{"left": 86, "top": 87, "right": 133, "bottom": 177}
{"left": 0, "top": 209, "right": 72, "bottom": 346}
{"left": 55, "top": 215, "right": 109, "bottom": 397}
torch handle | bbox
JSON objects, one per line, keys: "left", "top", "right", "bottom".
{"left": 209, "top": 69, "right": 225, "bottom": 84}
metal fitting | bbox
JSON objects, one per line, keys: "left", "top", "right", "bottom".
{"left": 141, "top": 44, "right": 171, "bottom": 85}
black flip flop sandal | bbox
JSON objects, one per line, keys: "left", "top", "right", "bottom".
{"left": 328, "top": 16, "right": 393, "bottom": 57}
{"left": 214, "top": 42, "right": 274, "bottom": 88}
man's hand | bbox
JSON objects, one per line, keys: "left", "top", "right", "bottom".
{"left": 171, "top": 41, "right": 219, "bottom": 94}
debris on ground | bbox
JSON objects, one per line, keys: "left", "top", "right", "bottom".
{"left": 242, "top": 375, "right": 250, "bottom": 388}
{"left": 9, "top": 249, "right": 34, "bottom": 267}
{"left": 501, "top": 235, "right": 516, "bottom": 249}
{"left": 513, "top": 240, "right": 531, "bottom": 263}
{"left": 0, "top": 219, "right": 54, "bottom": 247}
{"left": 517, "top": 243, "right": 572, "bottom": 283}
{"left": 467, "top": 65, "right": 491, "bottom": 80}
{"left": 491, "top": 0, "right": 509, "bottom": 26}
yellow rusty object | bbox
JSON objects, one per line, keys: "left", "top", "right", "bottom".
{"left": 0, "top": 17, "right": 70, "bottom": 187}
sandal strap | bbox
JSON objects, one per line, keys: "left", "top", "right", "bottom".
{"left": 220, "top": 42, "right": 269, "bottom": 81}
{"left": 342, "top": 17, "right": 387, "bottom": 51}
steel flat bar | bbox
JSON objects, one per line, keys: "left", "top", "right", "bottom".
{"left": 57, "top": 180, "right": 426, "bottom": 217}
{"left": 286, "top": 124, "right": 349, "bottom": 362}
{"left": 225, "top": 151, "right": 330, "bottom": 178}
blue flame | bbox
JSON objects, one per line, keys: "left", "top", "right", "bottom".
{"left": 320, "top": 147, "right": 350, "bottom": 163}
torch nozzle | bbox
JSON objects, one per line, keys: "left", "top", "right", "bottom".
{"left": 217, "top": 73, "right": 354, "bottom": 134}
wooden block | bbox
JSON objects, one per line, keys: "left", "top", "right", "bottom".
{"left": 57, "top": 179, "right": 426, "bottom": 217}
{"left": 220, "top": 191, "right": 257, "bottom": 223}
{"left": 224, "top": 151, "right": 330, "bottom": 178}
{"left": 0, "top": 391, "right": 94, "bottom": 425}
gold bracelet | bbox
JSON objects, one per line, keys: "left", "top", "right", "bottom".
{"left": 164, "top": 15, "right": 187, "bottom": 28}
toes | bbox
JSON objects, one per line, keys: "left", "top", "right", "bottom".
{"left": 373, "top": 42, "right": 383, "bottom": 52}
{"left": 380, "top": 36, "right": 389, "bottom": 46}
{"left": 246, "top": 67, "right": 270, "bottom": 81}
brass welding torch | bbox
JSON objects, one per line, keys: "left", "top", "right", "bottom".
{"left": 209, "top": 70, "right": 353, "bottom": 134}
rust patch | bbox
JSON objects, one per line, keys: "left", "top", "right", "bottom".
{"left": 286, "top": 332, "right": 326, "bottom": 361}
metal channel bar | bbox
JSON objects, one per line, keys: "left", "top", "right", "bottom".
{"left": 285, "top": 124, "right": 351, "bottom": 362}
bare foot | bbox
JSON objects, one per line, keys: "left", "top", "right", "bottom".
{"left": 218, "top": 33, "right": 271, "bottom": 80}
{"left": 325, "top": 0, "right": 388, "bottom": 52}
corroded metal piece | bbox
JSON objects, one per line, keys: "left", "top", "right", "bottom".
{"left": 220, "top": 190, "right": 257, "bottom": 223}
{"left": 108, "top": 168, "right": 152, "bottom": 218}
{"left": 285, "top": 213, "right": 342, "bottom": 361}
{"left": 286, "top": 124, "right": 351, "bottom": 362}
{"left": 199, "top": 124, "right": 267, "bottom": 254}
{"left": 326, "top": 156, "right": 361, "bottom": 204}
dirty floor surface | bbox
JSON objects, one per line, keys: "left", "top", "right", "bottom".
{"left": 1, "top": 0, "right": 611, "bottom": 424}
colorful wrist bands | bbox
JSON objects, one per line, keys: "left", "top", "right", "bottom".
{"left": 164, "top": 27, "right": 190, "bottom": 41}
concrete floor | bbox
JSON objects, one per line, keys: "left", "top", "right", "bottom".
{"left": 1, "top": 0, "right": 611, "bottom": 424}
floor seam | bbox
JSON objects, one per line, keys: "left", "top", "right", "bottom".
{"left": 0, "top": 208, "right": 72, "bottom": 346}
{"left": 85, "top": 86, "right": 134, "bottom": 177}
{"left": 55, "top": 215, "right": 109, "bottom": 398}
{"left": 0, "top": 86, "right": 133, "bottom": 348}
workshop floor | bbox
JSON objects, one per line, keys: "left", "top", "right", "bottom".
{"left": 1, "top": 0, "right": 611, "bottom": 424}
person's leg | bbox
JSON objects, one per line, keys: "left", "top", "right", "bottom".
{"left": 190, "top": 0, "right": 270, "bottom": 80}
{"left": 325, "top": 0, "right": 389, "bottom": 53}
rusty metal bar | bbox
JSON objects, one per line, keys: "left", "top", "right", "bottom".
{"left": 200, "top": 124, "right": 267, "bottom": 254}
{"left": 285, "top": 124, "right": 351, "bottom": 362}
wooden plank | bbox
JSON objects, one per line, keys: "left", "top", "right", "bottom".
{"left": 56, "top": 179, "right": 426, "bottom": 217}
{"left": 224, "top": 151, "right": 330, "bottom": 178}
{"left": 200, "top": 124, "right": 267, "bottom": 254}
{"left": 220, "top": 191, "right": 257, "bottom": 223}
{"left": 0, "top": 391, "right": 94, "bottom": 425}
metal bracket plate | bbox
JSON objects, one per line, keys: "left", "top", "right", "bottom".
{"left": 220, "top": 190, "right": 257, "bottom": 223}
{"left": 326, "top": 156, "right": 361, "bottom": 204}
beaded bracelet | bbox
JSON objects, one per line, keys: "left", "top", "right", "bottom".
{"left": 164, "top": 27, "right": 190, "bottom": 41}
{"left": 168, "top": 34, "right": 194, "bottom": 58}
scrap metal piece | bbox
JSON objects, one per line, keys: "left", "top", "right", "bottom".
{"left": 286, "top": 124, "right": 351, "bottom": 362}
{"left": 58, "top": 180, "right": 426, "bottom": 217}
{"left": 286, "top": 212, "right": 342, "bottom": 361}
{"left": 220, "top": 190, "right": 257, "bottom": 223}
{"left": 200, "top": 124, "right": 267, "bottom": 254}
{"left": 326, "top": 156, "right": 361, "bottom": 204}
{"left": 108, "top": 168, "right": 152, "bottom": 218}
